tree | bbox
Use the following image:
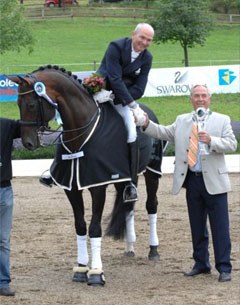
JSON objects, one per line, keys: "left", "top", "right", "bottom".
{"left": 210, "top": 0, "right": 236, "bottom": 13}
{"left": 0, "top": 0, "right": 34, "bottom": 54}
{"left": 148, "top": 0, "right": 214, "bottom": 67}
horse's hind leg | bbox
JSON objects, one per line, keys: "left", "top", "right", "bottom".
{"left": 64, "top": 188, "right": 89, "bottom": 283}
{"left": 115, "top": 183, "right": 136, "bottom": 256}
{"left": 105, "top": 182, "right": 136, "bottom": 256}
{"left": 124, "top": 208, "right": 136, "bottom": 257}
{"left": 144, "top": 169, "right": 160, "bottom": 261}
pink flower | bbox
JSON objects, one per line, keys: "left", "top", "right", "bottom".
{"left": 83, "top": 74, "right": 105, "bottom": 94}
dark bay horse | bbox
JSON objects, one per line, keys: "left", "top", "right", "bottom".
{"left": 7, "top": 65, "right": 165, "bottom": 286}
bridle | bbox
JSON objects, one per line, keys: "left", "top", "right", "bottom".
{"left": 18, "top": 77, "right": 100, "bottom": 145}
{"left": 18, "top": 88, "right": 56, "bottom": 130}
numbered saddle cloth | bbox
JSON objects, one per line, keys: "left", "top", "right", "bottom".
{"left": 50, "top": 103, "right": 163, "bottom": 190}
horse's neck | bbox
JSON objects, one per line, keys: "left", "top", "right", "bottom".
{"left": 59, "top": 95, "right": 98, "bottom": 152}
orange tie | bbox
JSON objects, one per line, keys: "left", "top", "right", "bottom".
{"left": 188, "top": 123, "right": 198, "bottom": 167}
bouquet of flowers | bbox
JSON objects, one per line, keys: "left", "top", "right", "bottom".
{"left": 83, "top": 74, "right": 105, "bottom": 94}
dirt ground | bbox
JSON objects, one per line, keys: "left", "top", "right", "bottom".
{"left": 2, "top": 173, "right": 240, "bottom": 305}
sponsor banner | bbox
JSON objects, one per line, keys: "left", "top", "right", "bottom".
{"left": 1, "top": 66, "right": 239, "bottom": 102}
{"left": 144, "top": 65, "right": 239, "bottom": 97}
{"left": 0, "top": 71, "right": 93, "bottom": 102}
{"left": 73, "top": 71, "right": 93, "bottom": 80}
{"left": 0, "top": 75, "right": 19, "bottom": 102}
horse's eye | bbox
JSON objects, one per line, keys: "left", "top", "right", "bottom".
{"left": 27, "top": 101, "right": 37, "bottom": 112}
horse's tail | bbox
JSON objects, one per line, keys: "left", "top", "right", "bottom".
{"left": 105, "top": 183, "right": 134, "bottom": 240}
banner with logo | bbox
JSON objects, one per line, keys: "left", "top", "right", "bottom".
{"left": 144, "top": 65, "right": 239, "bottom": 97}
{"left": 0, "top": 65, "right": 239, "bottom": 102}
{"left": 0, "top": 74, "right": 19, "bottom": 102}
{"left": 0, "top": 71, "right": 94, "bottom": 103}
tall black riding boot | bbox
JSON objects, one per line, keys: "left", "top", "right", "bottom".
{"left": 123, "top": 140, "right": 139, "bottom": 203}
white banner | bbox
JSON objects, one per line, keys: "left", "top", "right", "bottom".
{"left": 144, "top": 65, "right": 240, "bottom": 96}
{"left": 1, "top": 65, "right": 239, "bottom": 102}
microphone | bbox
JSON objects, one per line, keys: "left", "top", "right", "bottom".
{"left": 195, "top": 107, "right": 207, "bottom": 119}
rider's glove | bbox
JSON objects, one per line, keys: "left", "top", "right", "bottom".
{"left": 93, "top": 89, "right": 114, "bottom": 103}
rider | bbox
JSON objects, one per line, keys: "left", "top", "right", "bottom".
{"left": 40, "top": 23, "right": 154, "bottom": 203}
{"left": 95, "top": 23, "right": 155, "bottom": 203}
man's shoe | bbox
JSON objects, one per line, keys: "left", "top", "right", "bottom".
{"left": 0, "top": 287, "right": 16, "bottom": 296}
{"left": 39, "top": 176, "right": 54, "bottom": 188}
{"left": 123, "top": 182, "right": 138, "bottom": 203}
{"left": 218, "top": 272, "right": 231, "bottom": 282}
{"left": 184, "top": 268, "right": 211, "bottom": 277}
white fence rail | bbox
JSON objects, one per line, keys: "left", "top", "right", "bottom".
{"left": 23, "top": 7, "right": 240, "bottom": 23}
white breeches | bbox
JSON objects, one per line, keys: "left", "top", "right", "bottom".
{"left": 113, "top": 104, "right": 137, "bottom": 143}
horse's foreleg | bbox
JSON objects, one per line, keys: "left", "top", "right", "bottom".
{"left": 87, "top": 186, "right": 107, "bottom": 286}
{"left": 144, "top": 170, "right": 160, "bottom": 261}
{"left": 72, "top": 235, "right": 89, "bottom": 282}
{"left": 65, "top": 189, "right": 89, "bottom": 282}
{"left": 87, "top": 237, "right": 105, "bottom": 285}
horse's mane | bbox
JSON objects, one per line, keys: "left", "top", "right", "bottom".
{"left": 32, "top": 65, "right": 86, "bottom": 91}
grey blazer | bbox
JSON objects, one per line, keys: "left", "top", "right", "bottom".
{"left": 143, "top": 112, "right": 237, "bottom": 195}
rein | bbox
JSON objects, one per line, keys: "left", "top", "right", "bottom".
{"left": 57, "top": 108, "right": 100, "bottom": 145}
{"left": 18, "top": 89, "right": 35, "bottom": 95}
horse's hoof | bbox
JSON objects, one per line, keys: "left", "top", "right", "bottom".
{"left": 148, "top": 253, "right": 160, "bottom": 261}
{"left": 87, "top": 269, "right": 105, "bottom": 286}
{"left": 72, "top": 272, "right": 88, "bottom": 282}
{"left": 124, "top": 250, "right": 135, "bottom": 257}
{"left": 72, "top": 266, "right": 89, "bottom": 283}
{"left": 148, "top": 245, "right": 160, "bottom": 261}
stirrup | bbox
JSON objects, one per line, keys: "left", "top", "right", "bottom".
{"left": 39, "top": 176, "right": 54, "bottom": 188}
{"left": 39, "top": 170, "right": 54, "bottom": 188}
{"left": 123, "top": 183, "right": 138, "bottom": 203}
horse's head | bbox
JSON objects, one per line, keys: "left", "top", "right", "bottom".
{"left": 7, "top": 65, "right": 100, "bottom": 152}
{"left": 7, "top": 73, "right": 57, "bottom": 150}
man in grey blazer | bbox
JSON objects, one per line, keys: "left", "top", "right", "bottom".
{"left": 134, "top": 84, "right": 237, "bottom": 282}
{"left": 97, "top": 23, "right": 154, "bottom": 203}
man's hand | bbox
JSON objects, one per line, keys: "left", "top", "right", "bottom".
{"left": 130, "top": 104, "right": 147, "bottom": 126}
{"left": 198, "top": 131, "right": 211, "bottom": 144}
{"left": 93, "top": 89, "right": 114, "bottom": 103}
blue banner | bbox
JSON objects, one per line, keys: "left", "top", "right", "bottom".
{"left": 0, "top": 75, "right": 18, "bottom": 102}
{"left": 0, "top": 72, "right": 93, "bottom": 103}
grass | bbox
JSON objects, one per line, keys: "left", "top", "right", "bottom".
{"left": 2, "top": 94, "right": 239, "bottom": 123}
{"left": 1, "top": 18, "right": 239, "bottom": 74}
{"left": 1, "top": 93, "right": 239, "bottom": 158}
{"left": 142, "top": 94, "right": 240, "bottom": 123}
{"left": 1, "top": 8, "right": 239, "bottom": 157}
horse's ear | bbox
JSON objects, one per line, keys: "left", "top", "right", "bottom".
{"left": 5, "top": 75, "right": 22, "bottom": 85}
{"left": 5, "top": 75, "right": 33, "bottom": 86}
{"left": 19, "top": 75, "right": 34, "bottom": 86}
